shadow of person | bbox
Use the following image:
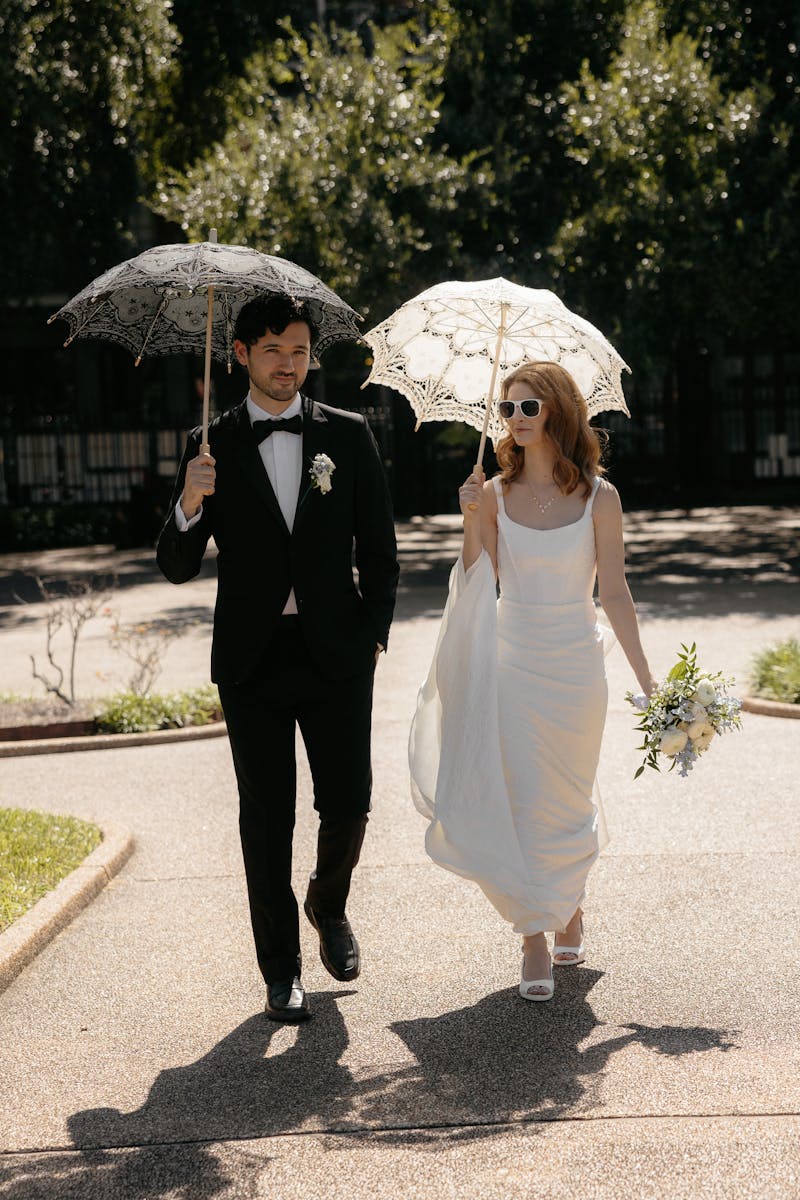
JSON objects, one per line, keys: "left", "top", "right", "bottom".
{"left": 1, "top": 981, "right": 740, "bottom": 1197}
{"left": 364, "top": 969, "right": 738, "bottom": 1140}
{"left": 68, "top": 993, "right": 356, "bottom": 1150}
{"left": 0, "top": 994, "right": 355, "bottom": 1200}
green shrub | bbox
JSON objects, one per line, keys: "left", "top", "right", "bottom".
{"left": 0, "top": 504, "right": 125, "bottom": 551}
{"left": 0, "top": 808, "right": 102, "bottom": 932}
{"left": 749, "top": 637, "right": 800, "bottom": 704}
{"left": 95, "top": 685, "right": 222, "bottom": 733}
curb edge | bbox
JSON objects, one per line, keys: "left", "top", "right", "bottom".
{"left": 741, "top": 696, "right": 800, "bottom": 719}
{"left": 0, "top": 720, "right": 228, "bottom": 758}
{"left": 0, "top": 822, "right": 135, "bottom": 994}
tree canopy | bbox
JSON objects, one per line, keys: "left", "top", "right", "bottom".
{"left": 3, "top": 0, "right": 798, "bottom": 363}
{"left": 0, "top": 0, "right": 176, "bottom": 298}
{"left": 549, "top": 0, "right": 765, "bottom": 360}
{"left": 152, "top": 19, "right": 475, "bottom": 321}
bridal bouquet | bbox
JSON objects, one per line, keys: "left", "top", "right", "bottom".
{"left": 627, "top": 643, "right": 742, "bottom": 778}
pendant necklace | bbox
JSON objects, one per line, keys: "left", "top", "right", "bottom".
{"left": 526, "top": 478, "right": 558, "bottom": 515}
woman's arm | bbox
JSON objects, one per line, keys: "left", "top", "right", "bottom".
{"left": 593, "top": 481, "right": 657, "bottom": 696}
{"left": 458, "top": 472, "right": 498, "bottom": 575}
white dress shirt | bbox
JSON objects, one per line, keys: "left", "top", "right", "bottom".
{"left": 175, "top": 392, "right": 303, "bottom": 614}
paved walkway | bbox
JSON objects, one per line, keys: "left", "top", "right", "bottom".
{"left": 1, "top": 506, "right": 799, "bottom": 1198}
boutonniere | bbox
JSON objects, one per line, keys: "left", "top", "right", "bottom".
{"left": 308, "top": 453, "right": 336, "bottom": 495}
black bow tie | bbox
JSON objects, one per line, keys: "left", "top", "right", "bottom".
{"left": 252, "top": 414, "right": 303, "bottom": 443}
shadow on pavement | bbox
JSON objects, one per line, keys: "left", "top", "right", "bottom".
{"left": 380, "top": 971, "right": 737, "bottom": 1135}
{"left": 0, "top": 507, "right": 797, "bottom": 637}
{"left": 0, "top": 602, "right": 215, "bottom": 634}
{"left": 2, "top": 978, "right": 736, "bottom": 1197}
{"left": 0, "top": 548, "right": 218, "bottom": 608}
{"left": 394, "top": 502, "right": 800, "bottom": 621}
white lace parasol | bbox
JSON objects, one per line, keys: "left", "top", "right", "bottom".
{"left": 49, "top": 239, "right": 361, "bottom": 366}
{"left": 50, "top": 233, "right": 362, "bottom": 450}
{"left": 363, "top": 277, "right": 630, "bottom": 455}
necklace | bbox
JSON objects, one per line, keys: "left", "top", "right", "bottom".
{"left": 525, "top": 478, "right": 558, "bottom": 515}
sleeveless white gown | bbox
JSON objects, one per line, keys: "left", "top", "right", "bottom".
{"left": 409, "top": 475, "right": 609, "bottom": 936}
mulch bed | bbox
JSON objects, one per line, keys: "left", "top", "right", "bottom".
{"left": 0, "top": 700, "right": 98, "bottom": 742}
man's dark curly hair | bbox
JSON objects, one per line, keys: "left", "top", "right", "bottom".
{"left": 234, "top": 294, "right": 318, "bottom": 349}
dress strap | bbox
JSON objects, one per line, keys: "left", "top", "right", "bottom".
{"left": 585, "top": 476, "right": 602, "bottom": 516}
{"left": 492, "top": 475, "right": 505, "bottom": 513}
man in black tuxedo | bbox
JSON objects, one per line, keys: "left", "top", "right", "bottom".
{"left": 157, "top": 294, "right": 398, "bottom": 1022}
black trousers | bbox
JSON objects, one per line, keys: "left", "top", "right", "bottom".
{"left": 218, "top": 617, "right": 375, "bottom": 984}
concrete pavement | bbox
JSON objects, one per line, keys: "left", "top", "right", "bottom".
{"left": 0, "top": 505, "right": 799, "bottom": 1198}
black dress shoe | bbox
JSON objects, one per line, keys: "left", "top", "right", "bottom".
{"left": 265, "top": 976, "right": 311, "bottom": 1023}
{"left": 304, "top": 900, "right": 361, "bottom": 982}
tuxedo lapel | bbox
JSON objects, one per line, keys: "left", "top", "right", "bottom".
{"left": 230, "top": 402, "right": 291, "bottom": 536}
{"left": 294, "top": 395, "right": 330, "bottom": 531}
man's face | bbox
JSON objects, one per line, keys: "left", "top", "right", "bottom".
{"left": 234, "top": 321, "right": 312, "bottom": 408}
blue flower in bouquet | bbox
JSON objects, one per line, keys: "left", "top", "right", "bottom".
{"left": 626, "top": 643, "right": 742, "bottom": 779}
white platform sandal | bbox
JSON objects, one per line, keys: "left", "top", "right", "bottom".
{"left": 519, "top": 956, "right": 555, "bottom": 1002}
{"left": 552, "top": 917, "right": 585, "bottom": 967}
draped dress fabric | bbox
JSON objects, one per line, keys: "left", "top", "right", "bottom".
{"left": 409, "top": 475, "right": 609, "bottom": 936}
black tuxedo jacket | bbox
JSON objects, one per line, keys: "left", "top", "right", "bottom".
{"left": 156, "top": 395, "right": 399, "bottom": 684}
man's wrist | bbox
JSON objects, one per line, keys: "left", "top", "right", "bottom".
{"left": 180, "top": 494, "right": 201, "bottom": 521}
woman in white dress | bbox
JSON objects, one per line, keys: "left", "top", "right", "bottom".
{"left": 409, "top": 361, "right": 656, "bottom": 1001}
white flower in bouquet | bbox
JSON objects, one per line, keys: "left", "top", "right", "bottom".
{"left": 308, "top": 453, "right": 335, "bottom": 494}
{"left": 626, "top": 643, "right": 742, "bottom": 778}
{"left": 687, "top": 716, "right": 712, "bottom": 739}
{"left": 693, "top": 726, "right": 715, "bottom": 753}
{"left": 692, "top": 678, "right": 717, "bottom": 706}
{"left": 659, "top": 727, "right": 689, "bottom": 756}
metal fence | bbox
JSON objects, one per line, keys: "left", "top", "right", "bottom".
{"left": 1, "top": 363, "right": 798, "bottom": 521}
{"left": 0, "top": 429, "right": 188, "bottom": 507}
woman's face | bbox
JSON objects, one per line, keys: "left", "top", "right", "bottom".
{"left": 500, "top": 380, "right": 548, "bottom": 447}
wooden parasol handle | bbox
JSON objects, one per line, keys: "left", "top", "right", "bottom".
{"left": 200, "top": 228, "right": 218, "bottom": 455}
{"left": 468, "top": 302, "right": 509, "bottom": 508}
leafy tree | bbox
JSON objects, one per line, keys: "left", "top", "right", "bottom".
{"left": 548, "top": 0, "right": 765, "bottom": 362}
{"left": 143, "top": 0, "right": 310, "bottom": 183}
{"left": 152, "top": 20, "right": 476, "bottom": 321}
{"left": 0, "top": 0, "right": 177, "bottom": 298}
{"left": 427, "top": 0, "right": 629, "bottom": 279}
{"left": 661, "top": 0, "right": 800, "bottom": 340}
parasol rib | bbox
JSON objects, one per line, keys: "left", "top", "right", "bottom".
{"left": 58, "top": 297, "right": 110, "bottom": 344}
{"left": 134, "top": 296, "right": 169, "bottom": 366}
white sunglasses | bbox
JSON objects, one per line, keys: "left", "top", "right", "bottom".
{"left": 497, "top": 397, "right": 545, "bottom": 419}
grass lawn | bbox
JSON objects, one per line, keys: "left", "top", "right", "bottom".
{"left": 750, "top": 637, "right": 800, "bottom": 705}
{"left": 0, "top": 808, "right": 102, "bottom": 933}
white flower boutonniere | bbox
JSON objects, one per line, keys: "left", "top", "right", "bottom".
{"left": 309, "top": 453, "right": 336, "bottom": 495}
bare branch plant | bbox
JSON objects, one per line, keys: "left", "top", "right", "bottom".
{"left": 106, "top": 614, "right": 185, "bottom": 695}
{"left": 25, "top": 575, "right": 112, "bottom": 706}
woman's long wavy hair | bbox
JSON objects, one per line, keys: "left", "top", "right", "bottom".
{"left": 495, "top": 361, "right": 607, "bottom": 498}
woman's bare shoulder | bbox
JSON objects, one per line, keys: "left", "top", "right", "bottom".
{"left": 593, "top": 478, "right": 622, "bottom": 517}
{"left": 595, "top": 477, "right": 620, "bottom": 501}
{"left": 483, "top": 476, "right": 498, "bottom": 509}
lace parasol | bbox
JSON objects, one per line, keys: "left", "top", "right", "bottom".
{"left": 363, "top": 277, "right": 630, "bottom": 463}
